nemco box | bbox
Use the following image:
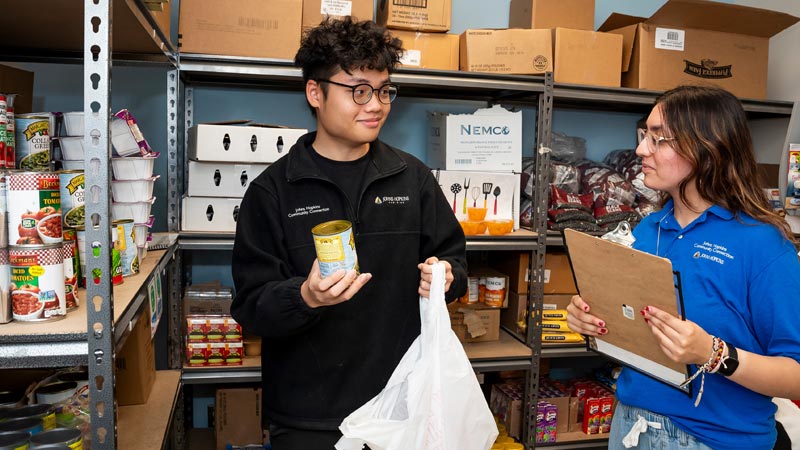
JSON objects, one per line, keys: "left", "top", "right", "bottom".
{"left": 598, "top": 0, "right": 799, "bottom": 99}
{"left": 428, "top": 105, "right": 522, "bottom": 172}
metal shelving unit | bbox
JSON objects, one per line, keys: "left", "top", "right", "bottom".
{"left": 0, "top": 2, "right": 179, "bottom": 449}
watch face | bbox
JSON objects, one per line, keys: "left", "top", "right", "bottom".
{"left": 719, "top": 345, "right": 739, "bottom": 377}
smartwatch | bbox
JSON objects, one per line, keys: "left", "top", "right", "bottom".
{"left": 718, "top": 344, "right": 740, "bottom": 377}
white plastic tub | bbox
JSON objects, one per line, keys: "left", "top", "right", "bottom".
{"left": 111, "top": 156, "right": 155, "bottom": 180}
{"left": 111, "top": 176, "right": 159, "bottom": 203}
{"left": 58, "top": 137, "right": 85, "bottom": 160}
{"left": 62, "top": 112, "right": 84, "bottom": 136}
{"left": 133, "top": 223, "right": 150, "bottom": 247}
{"left": 59, "top": 160, "right": 85, "bottom": 171}
{"left": 111, "top": 197, "right": 155, "bottom": 224}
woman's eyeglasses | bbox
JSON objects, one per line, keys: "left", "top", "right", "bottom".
{"left": 637, "top": 128, "right": 676, "bottom": 154}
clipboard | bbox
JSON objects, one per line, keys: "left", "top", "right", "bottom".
{"left": 562, "top": 228, "right": 691, "bottom": 395}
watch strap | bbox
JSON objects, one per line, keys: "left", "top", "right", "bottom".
{"left": 718, "top": 344, "right": 739, "bottom": 377}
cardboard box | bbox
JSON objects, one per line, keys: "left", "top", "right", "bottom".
{"left": 544, "top": 252, "right": 577, "bottom": 294}
{"left": 215, "top": 387, "right": 262, "bottom": 450}
{"left": 377, "top": 0, "right": 451, "bottom": 32}
{"left": 0, "top": 64, "right": 34, "bottom": 114}
{"left": 509, "top": 0, "right": 595, "bottom": 31}
{"left": 448, "top": 303, "right": 501, "bottom": 343}
{"left": 553, "top": 28, "right": 623, "bottom": 88}
{"left": 116, "top": 315, "right": 155, "bottom": 406}
{"left": 542, "top": 294, "right": 572, "bottom": 310}
{"left": 187, "top": 161, "right": 270, "bottom": 197}
{"left": 188, "top": 123, "right": 307, "bottom": 163}
{"left": 489, "top": 252, "right": 530, "bottom": 294}
{"left": 500, "top": 290, "right": 528, "bottom": 334}
{"left": 460, "top": 29, "right": 552, "bottom": 75}
{"left": 302, "top": 0, "right": 374, "bottom": 30}
{"left": 179, "top": 0, "right": 303, "bottom": 60}
{"left": 428, "top": 105, "right": 522, "bottom": 172}
{"left": 181, "top": 196, "right": 242, "bottom": 232}
{"left": 149, "top": 0, "right": 171, "bottom": 43}
{"left": 490, "top": 383, "right": 523, "bottom": 438}
{"left": 598, "top": 0, "right": 799, "bottom": 99}
{"left": 432, "top": 170, "right": 521, "bottom": 230}
{"left": 393, "top": 30, "right": 459, "bottom": 70}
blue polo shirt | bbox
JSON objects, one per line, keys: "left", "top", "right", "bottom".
{"left": 616, "top": 199, "right": 800, "bottom": 450}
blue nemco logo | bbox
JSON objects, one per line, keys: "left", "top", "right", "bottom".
{"left": 460, "top": 125, "right": 511, "bottom": 136}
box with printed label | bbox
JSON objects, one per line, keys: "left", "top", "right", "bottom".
{"left": 188, "top": 123, "right": 307, "bottom": 163}
{"left": 179, "top": 0, "right": 303, "bottom": 60}
{"left": 432, "top": 170, "right": 520, "bottom": 230}
{"left": 509, "top": 0, "right": 595, "bottom": 31}
{"left": 393, "top": 30, "right": 459, "bottom": 71}
{"left": 428, "top": 105, "right": 522, "bottom": 172}
{"left": 460, "top": 29, "right": 552, "bottom": 75}
{"left": 448, "top": 302, "right": 501, "bottom": 343}
{"left": 553, "top": 28, "right": 623, "bottom": 88}
{"left": 181, "top": 196, "right": 242, "bottom": 233}
{"left": 377, "top": 0, "right": 451, "bottom": 32}
{"left": 303, "top": 0, "right": 374, "bottom": 30}
{"left": 215, "top": 387, "right": 262, "bottom": 450}
{"left": 544, "top": 252, "right": 577, "bottom": 294}
{"left": 187, "top": 161, "right": 270, "bottom": 198}
{"left": 598, "top": 0, "right": 799, "bottom": 99}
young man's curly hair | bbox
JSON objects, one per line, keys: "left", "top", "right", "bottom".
{"left": 295, "top": 17, "right": 403, "bottom": 114}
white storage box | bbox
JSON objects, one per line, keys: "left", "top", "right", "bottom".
{"left": 181, "top": 196, "right": 242, "bottom": 233}
{"left": 188, "top": 123, "right": 307, "bottom": 163}
{"left": 62, "top": 111, "right": 84, "bottom": 136}
{"left": 111, "top": 156, "right": 156, "bottom": 180}
{"left": 111, "top": 198, "right": 155, "bottom": 223}
{"left": 187, "top": 161, "right": 269, "bottom": 198}
{"left": 428, "top": 105, "right": 522, "bottom": 172}
{"left": 58, "top": 136, "right": 85, "bottom": 160}
{"left": 433, "top": 169, "right": 521, "bottom": 230}
{"left": 111, "top": 176, "right": 159, "bottom": 202}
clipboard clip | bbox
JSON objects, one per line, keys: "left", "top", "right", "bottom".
{"left": 601, "top": 221, "right": 636, "bottom": 247}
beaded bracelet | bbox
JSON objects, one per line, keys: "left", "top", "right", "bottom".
{"left": 680, "top": 336, "right": 726, "bottom": 406}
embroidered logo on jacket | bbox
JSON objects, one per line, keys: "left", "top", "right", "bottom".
{"left": 375, "top": 195, "right": 409, "bottom": 205}
{"left": 288, "top": 205, "right": 330, "bottom": 218}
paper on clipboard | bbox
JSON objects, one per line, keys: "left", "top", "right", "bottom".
{"left": 563, "top": 228, "right": 690, "bottom": 394}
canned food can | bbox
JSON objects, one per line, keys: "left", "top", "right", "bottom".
{"left": 7, "top": 172, "right": 61, "bottom": 246}
{"left": 28, "top": 427, "right": 82, "bottom": 450}
{"left": 0, "top": 248, "right": 9, "bottom": 324}
{"left": 0, "top": 96, "right": 6, "bottom": 170}
{"left": 35, "top": 382, "right": 77, "bottom": 405}
{"left": 0, "top": 389, "right": 24, "bottom": 408}
{"left": 76, "top": 226, "right": 123, "bottom": 286}
{"left": 61, "top": 231, "right": 79, "bottom": 310}
{"left": 57, "top": 171, "right": 84, "bottom": 229}
{"left": 4, "top": 107, "right": 14, "bottom": 171}
{"left": 0, "top": 430, "right": 30, "bottom": 449}
{"left": 0, "top": 172, "right": 8, "bottom": 248}
{"left": 9, "top": 244, "right": 66, "bottom": 322}
{"left": 484, "top": 276, "right": 506, "bottom": 308}
{"left": 30, "top": 444, "right": 72, "bottom": 450}
{"left": 0, "top": 416, "right": 43, "bottom": 436}
{"left": 4, "top": 404, "right": 55, "bottom": 432}
{"left": 112, "top": 219, "right": 139, "bottom": 277}
{"left": 14, "top": 114, "right": 51, "bottom": 172}
{"left": 311, "top": 220, "right": 359, "bottom": 278}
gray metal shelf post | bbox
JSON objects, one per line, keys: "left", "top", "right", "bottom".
{"left": 84, "top": 0, "right": 116, "bottom": 448}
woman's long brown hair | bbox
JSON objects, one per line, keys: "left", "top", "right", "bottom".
{"left": 656, "top": 85, "right": 793, "bottom": 241}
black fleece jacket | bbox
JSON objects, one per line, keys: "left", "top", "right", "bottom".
{"left": 231, "top": 133, "right": 468, "bottom": 430}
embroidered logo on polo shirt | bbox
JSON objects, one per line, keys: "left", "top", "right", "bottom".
{"left": 692, "top": 241, "right": 734, "bottom": 265}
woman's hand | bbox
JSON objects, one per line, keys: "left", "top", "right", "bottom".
{"left": 566, "top": 295, "right": 607, "bottom": 336}
{"left": 418, "top": 257, "right": 453, "bottom": 298}
{"left": 641, "top": 306, "right": 713, "bottom": 366}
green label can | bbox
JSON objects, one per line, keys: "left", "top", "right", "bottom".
{"left": 14, "top": 114, "right": 51, "bottom": 172}
{"left": 311, "top": 220, "right": 359, "bottom": 278}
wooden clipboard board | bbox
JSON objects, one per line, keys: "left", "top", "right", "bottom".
{"left": 563, "top": 228, "right": 690, "bottom": 394}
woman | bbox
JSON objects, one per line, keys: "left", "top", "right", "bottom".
{"left": 566, "top": 85, "right": 800, "bottom": 450}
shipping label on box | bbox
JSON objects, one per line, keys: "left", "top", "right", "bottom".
{"left": 181, "top": 196, "right": 242, "bottom": 232}
{"left": 377, "top": 0, "right": 451, "bottom": 32}
{"left": 460, "top": 29, "right": 552, "bottom": 75}
{"left": 303, "top": 0, "right": 374, "bottom": 30}
{"left": 189, "top": 123, "right": 307, "bottom": 163}
{"left": 433, "top": 170, "right": 520, "bottom": 230}
{"left": 180, "top": 0, "right": 303, "bottom": 60}
{"left": 394, "top": 30, "right": 460, "bottom": 71}
{"left": 428, "top": 105, "right": 522, "bottom": 172}
{"left": 187, "top": 161, "right": 270, "bottom": 198}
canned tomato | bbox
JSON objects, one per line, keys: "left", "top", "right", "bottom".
{"left": 0, "top": 172, "right": 8, "bottom": 247}
{"left": 61, "top": 231, "right": 79, "bottom": 310}
{"left": 311, "top": 220, "right": 359, "bottom": 278}
{"left": 112, "top": 219, "right": 139, "bottom": 277}
{"left": 4, "top": 107, "right": 14, "bottom": 171}
{"left": 484, "top": 276, "right": 506, "bottom": 308}
{"left": 15, "top": 114, "right": 51, "bottom": 172}
{"left": 0, "top": 248, "right": 9, "bottom": 324}
{"left": 28, "top": 427, "right": 82, "bottom": 450}
{"left": 7, "top": 172, "right": 61, "bottom": 246}
{"left": 0, "top": 96, "right": 7, "bottom": 170}
{"left": 9, "top": 244, "right": 66, "bottom": 322}
{"left": 57, "top": 171, "right": 84, "bottom": 229}
{"left": 0, "top": 430, "right": 29, "bottom": 450}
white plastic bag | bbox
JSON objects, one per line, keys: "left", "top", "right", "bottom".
{"left": 336, "top": 263, "right": 499, "bottom": 450}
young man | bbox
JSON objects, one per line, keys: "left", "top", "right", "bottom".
{"left": 231, "top": 18, "right": 468, "bottom": 449}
